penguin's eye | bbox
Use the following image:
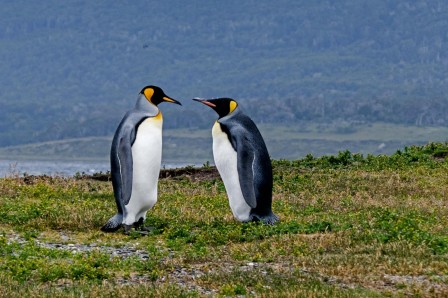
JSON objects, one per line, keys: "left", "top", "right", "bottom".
{"left": 229, "top": 101, "right": 237, "bottom": 113}
{"left": 144, "top": 88, "right": 155, "bottom": 101}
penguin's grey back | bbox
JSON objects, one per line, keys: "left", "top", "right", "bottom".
{"left": 219, "top": 109, "right": 273, "bottom": 217}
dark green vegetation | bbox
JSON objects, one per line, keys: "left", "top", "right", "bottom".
{"left": 2, "top": 123, "right": 448, "bottom": 162}
{"left": 1, "top": 0, "right": 448, "bottom": 149}
{"left": 1, "top": 143, "right": 448, "bottom": 297}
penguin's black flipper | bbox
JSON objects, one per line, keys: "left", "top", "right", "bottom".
{"left": 110, "top": 114, "right": 139, "bottom": 214}
{"left": 103, "top": 131, "right": 133, "bottom": 233}
{"left": 235, "top": 134, "right": 257, "bottom": 209}
{"left": 117, "top": 135, "right": 134, "bottom": 206}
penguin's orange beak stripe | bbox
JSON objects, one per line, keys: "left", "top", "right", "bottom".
{"left": 193, "top": 98, "right": 216, "bottom": 108}
{"left": 201, "top": 100, "right": 216, "bottom": 108}
{"left": 163, "top": 97, "right": 182, "bottom": 105}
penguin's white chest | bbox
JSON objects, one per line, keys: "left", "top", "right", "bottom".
{"left": 212, "top": 122, "right": 251, "bottom": 222}
{"left": 124, "top": 115, "right": 163, "bottom": 224}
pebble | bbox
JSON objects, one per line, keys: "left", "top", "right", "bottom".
{"left": 4, "top": 233, "right": 150, "bottom": 260}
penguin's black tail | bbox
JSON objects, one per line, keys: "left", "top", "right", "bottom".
{"left": 101, "top": 213, "right": 123, "bottom": 232}
{"left": 250, "top": 212, "right": 279, "bottom": 225}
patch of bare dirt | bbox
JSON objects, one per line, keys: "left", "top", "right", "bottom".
{"left": 78, "top": 166, "right": 220, "bottom": 182}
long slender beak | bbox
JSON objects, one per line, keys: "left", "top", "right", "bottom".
{"left": 163, "top": 96, "right": 182, "bottom": 105}
{"left": 192, "top": 98, "right": 216, "bottom": 108}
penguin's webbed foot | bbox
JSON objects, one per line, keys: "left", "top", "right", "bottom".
{"left": 133, "top": 218, "right": 155, "bottom": 233}
{"left": 123, "top": 225, "right": 152, "bottom": 236}
{"left": 134, "top": 230, "right": 149, "bottom": 236}
{"left": 132, "top": 226, "right": 155, "bottom": 236}
{"left": 139, "top": 225, "right": 155, "bottom": 232}
{"left": 123, "top": 224, "right": 134, "bottom": 234}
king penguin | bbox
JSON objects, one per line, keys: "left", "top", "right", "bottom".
{"left": 102, "top": 86, "right": 182, "bottom": 233}
{"left": 193, "top": 97, "right": 279, "bottom": 225}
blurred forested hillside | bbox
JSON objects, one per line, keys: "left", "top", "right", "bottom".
{"left": 1, "top": 0, "right": 448, "bottom": 147}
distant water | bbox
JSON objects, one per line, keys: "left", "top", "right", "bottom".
{"left": 0, "top": 159, "right": 110, "bottom": 177}
{"left": 0, "top": 159, "right": 197, "bottom": 177}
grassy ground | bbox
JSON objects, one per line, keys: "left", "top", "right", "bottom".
{"left": 1, "top": 143, "right": 448, "bottom": 297}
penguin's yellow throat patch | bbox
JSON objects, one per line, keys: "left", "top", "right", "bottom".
{"left": 154, "top": 111, "right": 163, "bottom": 120}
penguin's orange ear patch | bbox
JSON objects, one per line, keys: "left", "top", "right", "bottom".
{"left": 229, "top": 101, "right": 237, "bottom": 113}
{"left": 144, "top": 88, "right": 155, "bottom": 101}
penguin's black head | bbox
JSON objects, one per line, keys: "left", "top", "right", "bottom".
{"left": 140, "top": 85, "right": 182, "bottom": 106}
{"left": 192, "top": 97, "right": 238, "bottom": 118}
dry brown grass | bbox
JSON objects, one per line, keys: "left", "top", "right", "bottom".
{"left": 1, "top": 145, "right": 448, "bottom": 297}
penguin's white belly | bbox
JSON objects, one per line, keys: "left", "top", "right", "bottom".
{"left": 124, "top": 116, "right": 162, "bottom": 224}
{"left": 212, "top": 122, "right": 251, "bottom": 222}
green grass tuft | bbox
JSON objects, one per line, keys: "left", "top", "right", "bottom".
{"left": 1, "top": 142, "right": 448, "bottom": 296}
